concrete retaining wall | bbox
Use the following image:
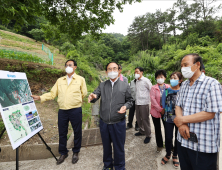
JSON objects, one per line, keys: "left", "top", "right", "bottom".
{"left": 0, "top": 143, "right": 60, "bottom": 162}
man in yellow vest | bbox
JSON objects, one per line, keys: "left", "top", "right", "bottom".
{"left": 31, "top": 59, "right": 87, "bottom": 165}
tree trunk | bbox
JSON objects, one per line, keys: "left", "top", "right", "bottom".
{"left": 147, "top": 32, "right": 149, "bottom": 50}
{"left": 141, "top": 33, "right": 144, "bottom": 51}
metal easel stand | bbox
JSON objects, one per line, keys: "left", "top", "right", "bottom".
{"left": 0, "top": 128, "right": 58, "bottom": 170}
{"left": 0, "top": 127, "right": 6, "bottom": 153}
{"left": 14, "top": 132, "right": 58, "bottom": 170}
{"left": 37, "top": 132, "right": 58, "bottom": 161}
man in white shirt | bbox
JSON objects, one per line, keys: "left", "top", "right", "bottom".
{"left": 134, "top": 67, "right": 152, "bottom": 144}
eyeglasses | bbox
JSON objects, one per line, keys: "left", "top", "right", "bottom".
{"left": 107, "top": 67, "right": 118, "bottom": 72}
{"left": 65, "top": 64, "right": 73, "bottom": 67}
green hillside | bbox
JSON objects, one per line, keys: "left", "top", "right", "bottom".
{"left": 0, "top": 30, "right": 100, "bottom": 135}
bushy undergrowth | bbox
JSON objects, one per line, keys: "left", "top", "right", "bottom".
{"left": 124, "top": 74, "right": 156, "bottom": 84}
{"left": 0, "top": 49, "right": 52, "bottom": 64}
{"left": 122, "top": 35, "right": 222, "bottom": 83}
{"left": 66, "top": 50, "right": 100, "bottom": 92}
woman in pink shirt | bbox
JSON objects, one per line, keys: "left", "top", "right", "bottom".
{"left": 150, "top": 70, "right": 170, "bottom": 152}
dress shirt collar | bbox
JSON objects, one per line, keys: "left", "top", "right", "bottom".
{"left": 63, "top": 73, "right": 76, "bottom": 80}
{"left": 67, "top": 73, "right": 75, "bottom": 86}
{"left": 67, "top": 73, "right": 75, "bottom": 79}
{"left": 110, "top": 78, "right": 119, "bottom": 87}
{"left": 137, "top": 76, "right": 144, "bottom": 81}
{"left": 188, "top": 72, "right": 205, "bottom": 83}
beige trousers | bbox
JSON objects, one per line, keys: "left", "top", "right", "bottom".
{"left": 135, "top": 105, "right": 151, "bottom": 138}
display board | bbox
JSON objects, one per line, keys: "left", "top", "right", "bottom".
{"left": 0, "top": 70, "right": 43, "bottom": 149}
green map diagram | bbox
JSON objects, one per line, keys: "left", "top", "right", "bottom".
{"left": 2, "top": 104, "right": 32, "bottom": 145}
{"left": 0, "top": 79, "right": 33, "bottom": 108}
{"left": 9, "top": 110, "right": 28, "bottom": 136}
{"left": 23, "top": 105, "right": 30, "bottom": 111}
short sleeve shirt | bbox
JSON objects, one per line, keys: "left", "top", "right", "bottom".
{"left": 176, "top": 73, "right": 222, "bottom": 153}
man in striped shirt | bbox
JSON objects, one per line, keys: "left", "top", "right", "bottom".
{"left": 174, "top": 53, "right": 222, "bottom": 170}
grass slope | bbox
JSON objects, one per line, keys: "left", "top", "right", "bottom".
{"left": 0, "top": 29, "right": 66, "bottom": 69}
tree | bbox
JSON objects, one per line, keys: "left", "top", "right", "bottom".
{"left": 154, "top": 10, "right": 168, "bottom": 48}
{"left": 166, "top": 8, "right": 177, "bottom": 36}
{"left": 128, "top": 10, "right": 171, "bottom": 52}
{"left": 193, "top": 0, "right": 222, "bottom": 22}
{"left": 60, "top": 42, "right": 75, "bottom": 56}
{"left": 193, "top": 0, "right": 222, "bottom": 30}
{"left": 0, "top": 0, "right": 41, "bottom": 30}
{"left": 174, "top": 0, "right": 192, "bottom": 33}
{"left": 0, "top": 0, "right": 141, "bottom": 40}
{"left": 128, "top": 15, "right": 147, "bottom": 53}
{"left": 214, "top": 18, "right": 222, "bottom": 42}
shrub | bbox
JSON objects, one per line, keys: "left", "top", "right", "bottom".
{"left": 66, "top": 50, "right": 80, "bottom": 60}
{"left": 60, "top": 42, "right": 75, "bottom": 56}
{"left": 29, "top": 29, "right": 45, "bottom": 42}
{"left": 217, "top": 43, "right": 222, "bottom": 53}
{"left": 66, "top": 51, "right": 100, "bottom": 87}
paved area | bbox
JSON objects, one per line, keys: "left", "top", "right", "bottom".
{"left": 0, "top": 126, "right": 158, "bottom": 170}
{"left": 1, "top": 114, "right": 221, "bottom": 170}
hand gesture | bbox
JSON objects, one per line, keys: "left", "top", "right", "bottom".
{"left": 174, "top": 116, "right": 184, "bottom": 128}
{"left": 31, "top": 95, "right": 40, "bottom": 101}
{"left": 88, "top": 93, "right": 97, "bottom": 103}
{"left": 118, "top": 106, "right": 127, "bottom": 114}
{"left": 178, "top": 124, "right": 190, "bottom": 140}
{"left": 160, "top": 109, "right": 165, "bottom": 115}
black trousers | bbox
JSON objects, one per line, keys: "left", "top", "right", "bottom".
{"left": 177, "top": 141, "right": 217, "bottom": 170}
{"left": 127, "top": 101, "right": 138, "bottom": 128}
{"left": 151, "top": 115, "right": 164, "bottom": 147}
{"left": 58, "top": 107, "right": 82, "bottom": 155}
{"left": 165, "top": 122, "right": 178, "bottom": 156}
{"left": 100, "top": 119, "right": 126, "bottom": 170}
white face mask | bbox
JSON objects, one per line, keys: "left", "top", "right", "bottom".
{"left": 181, "top": 64, "right": 197, "bottom": 79}
{"left": 135, "top": 74, "right": 140, "bottom": 79}
{"left": 157, "top": 78, "right": 165, "bottom": 84}
{"left": 108, "top": 71, "right": 118, "bottom": 79}
{"left": 65, "top": 66, "right": 73, "bottom": 74}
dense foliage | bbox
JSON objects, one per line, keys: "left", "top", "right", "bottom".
{"left": 1, "top": 0, "right": 222, "bottom": 84}
{"left": 0, "top": 0, "right": 141, "bottom": 39}
{"left": 63, "top": 33, "right": 131, "bottom": 70}
{"left": 122, "top": 36, "right": 222, "bottom": 83}
{"left": 119, "top": 0, "right": 222, "bottom": 83}
{"left": 127, "top": 0, "right": 222, "bottom": 54}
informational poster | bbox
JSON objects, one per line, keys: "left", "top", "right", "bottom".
{"left": 0, "top": 70, "right": 43, "bottom": 149}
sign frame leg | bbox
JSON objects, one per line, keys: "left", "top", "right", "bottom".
{"left": 16, "top": 146, "right": 19, "bottom": 170}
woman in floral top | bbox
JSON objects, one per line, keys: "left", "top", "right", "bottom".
{"left": 161, "top": 72, "right": 183, "bottom": 169}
